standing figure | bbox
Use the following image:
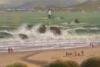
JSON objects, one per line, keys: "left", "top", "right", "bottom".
{"left": 81, "top": 50, "right": 84, "bottom": 56}
{"left": 10, "top": 47, "right": 14, "bottom": 53}
{"left": 66, "top": 51, "right": 68, "bottom": 56}
{"left": 8, "top": 47, "right": 14, "bottom": 54}
{"left": 90, "top": 42, "right": 94, "bottom": 48}
{"left": 8, "top": 47, "right": 11, "bottom": 54}
{"left": 48, "top": 9, "right": 52, "bottom": 19}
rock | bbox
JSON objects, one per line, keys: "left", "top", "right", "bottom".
{"left": 74, "top": 19, "right": 80, "bottom": 23}
{"left": 19, "top": 34, "right": 28, "bottom": 40}
{"left": 50, "top": 27, "right": 61, "bottom": 35}
{"left": 26, "top": 24, "right": 33, "bottom": 30}
{"left": 0, "top": 32, "right": 13, "bottom": 38}
{"left": 38, "top": 25, "right": 46, "bottom": 33}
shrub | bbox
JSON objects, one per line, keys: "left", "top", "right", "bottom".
{"left": 81, "top": 57, "right": 100, "bottom": 67}
{"left": 6, "top": 63, "right": 27, "bottom": 67}
{"left": 65, "top": 61, "right": 80, "bottom": 67}
{"left": 44, "top": 60, "right": 79, "bottom": 67}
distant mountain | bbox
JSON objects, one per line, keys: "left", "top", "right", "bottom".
{"left": 0, "top": 0, "right": 88, "bottom": 10}
{"left": 0, "top": 0, "right": 100, "bottom": 11}
{"left": 15, "top": 0, "right": 88, "bottom": 9}
{"left": 73, "top": 0, "right": 100, "bottom": 10}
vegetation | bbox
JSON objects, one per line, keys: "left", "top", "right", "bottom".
{"left": 44, "top": 60, "right": 79, "bottom": 67}
{"left": 6, "top": 63, "right": 27, "bottom": 67}
{"left": 5, "top": 57, "right": 100, "bottom": 67}
{"left": 81, "top": 57, "right": 100, "bottom": 67}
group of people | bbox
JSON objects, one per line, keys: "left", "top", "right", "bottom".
{"left": 65, "top": 42, "right": 95, "bottom": 57}
{"left": 8, "top": 47, "right": 14, "bottom": 54}
{"left": 65, "top": 50, "right": 84, "bottom": 57}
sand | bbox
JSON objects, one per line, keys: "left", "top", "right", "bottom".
{"left": 28, "top": 45, "right": 100, "bottom": 66}
{"left": 0, "top": 45, "right": 100, "bottom": 67}
{"left": 0, "top": 52, "right": 41, "bottom": 67}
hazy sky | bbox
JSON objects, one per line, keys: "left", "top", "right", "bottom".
{"left": 0, "top": 0, "right": 32, "bottom": 5}
{"left": 0, "top": 0, "right": 9, "bottom": 4}
{"left": 0, "top": 0, "right": 88, "bottom": 4}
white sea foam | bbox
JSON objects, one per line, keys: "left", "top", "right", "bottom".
{"left": 0, "top": 24, "right": 100, "bottom": 52}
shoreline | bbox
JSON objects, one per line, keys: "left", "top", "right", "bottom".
{"left": 0, "top": 45, "right": 99, "bottom": 67}
{"left": 0, "top": 45, "right": 90, "bottom": 54}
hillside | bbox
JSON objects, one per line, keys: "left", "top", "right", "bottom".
{"left": 74, "top": 0, "right": 100, "bottom": 11}
{"left": 0, "top": 0, "right": 88, "bottom": 10}
{"left": 0, "top": 0, "right": 100, "bottom": 11}
{"left": 14, "top": 0, "right": 100, "bottom": 11}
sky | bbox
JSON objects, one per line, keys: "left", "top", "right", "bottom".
{"left": 0, "top": 0, "right": 32, "bottom": 5}
{"left": 0, "top": 0, "right": 95, "bottom": 9}
{"left": 0, "top": 0, "right": 88, "bottom": 4}
{"left": 0, "top": 0, "right": 9, "bottom": 4}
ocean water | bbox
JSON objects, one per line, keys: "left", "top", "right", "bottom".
{"left": 0, "top": 24, "right": 100, "bottom": 52}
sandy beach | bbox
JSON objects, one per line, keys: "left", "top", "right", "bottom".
{"left": 0, "top": 45, "right": 100, "bottom": 67}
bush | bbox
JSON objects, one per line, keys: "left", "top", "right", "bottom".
{"left": 81, "top": 57, "right": 100, "bottom": 67}
{"left": 6, "top": 63, "right": 27, "bottom": 67}
{"left": 44, "top": 60, "right": 79, "bottom": 67}
{"left": 65, "top": 61, "right": 80, "bottom": 67}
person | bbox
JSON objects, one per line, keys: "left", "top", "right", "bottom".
{"left": 81, "top": 50, "right": 84, "bottom": 56}
{"left": 74, "top": 51, "right": 77, "bottom": 56}
{"left": 8, "top": 47, "right": 11, "bottom": 54}
{"left": 66, "top": 51, "right": 68, "bottom": 56}
{"left": 8, "top": 47, "right": 14, "bottom": 54}
{"left": 90, "top": 42, "right": 94, "bottom": 48}
{"left": 10, "top": 47, "right": 14, "bottom": 53}
{"left": 48, "top": 9, "right": 52, "bottom": 19}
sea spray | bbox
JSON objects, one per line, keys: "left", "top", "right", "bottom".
{"left": 0, "top": 24, "right": 100, "bottom": 52}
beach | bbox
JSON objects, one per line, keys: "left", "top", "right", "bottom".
{"left": 0, "top": 45, "right": 100, "bottom": 67}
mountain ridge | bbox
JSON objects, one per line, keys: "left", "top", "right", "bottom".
{"left": 0, "top": 0, "right": 100, "bottom": 10}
